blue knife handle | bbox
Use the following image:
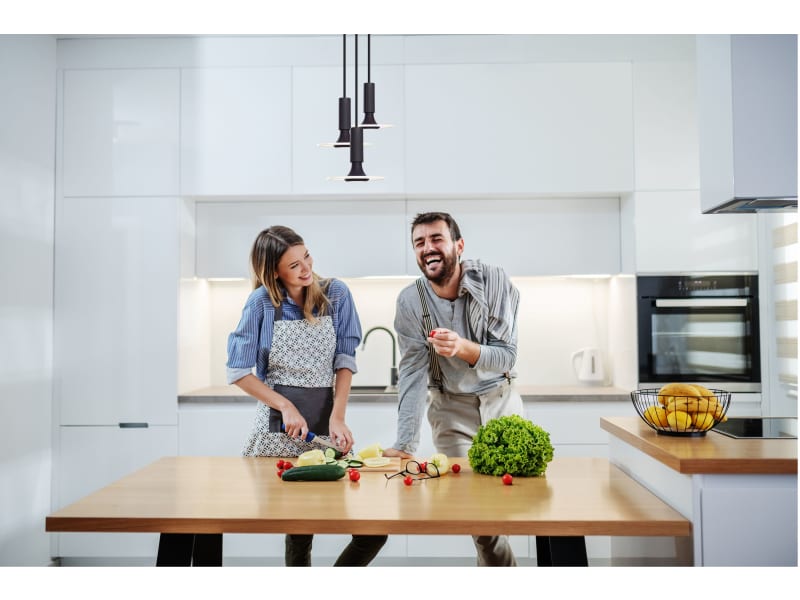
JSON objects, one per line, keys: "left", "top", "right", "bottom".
{"left": 281, "top": 423, "right": 315, "bottom": 442}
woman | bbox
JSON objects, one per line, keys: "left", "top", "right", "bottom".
{"left": 226, "top": 225, "right": 387, "bottom": 567}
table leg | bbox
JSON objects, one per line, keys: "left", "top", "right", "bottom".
{"left": 156, "top": 533, "right": 223, "bottom": 566}
{"left": 535, "top": 536, "right": 588, "bottom": 566}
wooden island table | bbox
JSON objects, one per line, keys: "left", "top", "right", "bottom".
{"left": 46, "top": 455, "right": 690, "bottom": 566}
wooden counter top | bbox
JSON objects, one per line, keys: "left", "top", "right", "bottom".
{"left": 47, "top": 456, "right": 690, "bottom": 538}
{"left": 601, "top": 416, "right": 798, "bottom": 475}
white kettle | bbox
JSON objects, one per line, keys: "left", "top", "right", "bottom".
{"left": 571, "top": 347, "right": 605, "bottom": 384}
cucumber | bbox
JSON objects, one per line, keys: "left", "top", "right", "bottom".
{"left": 281, "top": 464, "right": 346, "bottom": 482}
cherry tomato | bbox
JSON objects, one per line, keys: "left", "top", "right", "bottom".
{"left": 429, "top": 330, "right": 437, "bottom": 337}
{"left": 277, "top": 470, "right": 284, "bottom": 478}
{"left": 502, "top": 473, "right": 513, "bottom": 485}
{"left": 403, "top": 475, "right": 414, "bottom": 486}
{"left": 276, "top": 460, "right": 285, "bottom": 469}
{"left": 283, "top": 461, "right": 293, "bottom": 470}
{"left": 451, "top": 463, "right": 461, "bottom": 473}
{"left": 418, "top": 461, "right": 427, "bottom": 473}
{"left": 349, "top": 469, "right": 361, "bottom": 482}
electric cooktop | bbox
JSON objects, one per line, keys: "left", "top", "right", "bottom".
{"left": 713, "top": 417, "right": 797, "bottom": 440}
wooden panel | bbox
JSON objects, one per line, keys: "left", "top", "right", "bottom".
{"left": 47, "top": 456, "right": 690, "bottom": 538}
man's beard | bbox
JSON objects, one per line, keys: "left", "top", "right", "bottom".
{"left": 418, "top": 248, "right": 459, "bottom": 286}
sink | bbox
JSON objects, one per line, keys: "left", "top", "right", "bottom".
{"left": 350, "top": 385, "right": 398, "bottom": 395}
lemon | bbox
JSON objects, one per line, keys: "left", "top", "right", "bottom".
{"left": 642, "top": 405, "right": 669, "bottom": 427}
{"left": 693, "top": 412, "right": 715, "bottom": 431}
{"left": 356, "top": 443, "right": 383, "bottom": 459}
{"left": 666, "top": 410, "right": 692, "bottom": 432}
{"left": 428, "top": 453, "right": 450, "bottom": 475}
{"left": 363, "top": 457, "right": 391, "bottom": 468}
{"left": 296, "top": 449, "right": 326, "bottom": 466}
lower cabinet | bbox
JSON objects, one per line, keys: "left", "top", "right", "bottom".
{"left": 53, "top": 425, "right": 178, "bottom": 560}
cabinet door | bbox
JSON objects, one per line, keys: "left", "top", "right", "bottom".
{"left": 634, "top": 190, "right": 757, "bottom": 272}
{"left": 62, "top": 68, "right": 179, "bottom": 197}
{"left": 406, "top": 197, "right": 621, "bottom": 276}
{"left": 195, "top": 199, "right": 408, "bottom": 278}
{"left": 181, "top": 67, "right": 292, "bottom": 195}
{"left": 405, "top": 62, "right": 634, "bottom": 195}
{"left": 292, "top": 65, "right": 405, "bottom": 194}
{"left": 54, "top": 425, "right": 177, "bottom": 558}
{"left": 54, "top": 197, "right": 179, "bottom": 425}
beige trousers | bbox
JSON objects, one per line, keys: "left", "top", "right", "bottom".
{"left": 427, "top": 381, "right": 524, "bottom": 566}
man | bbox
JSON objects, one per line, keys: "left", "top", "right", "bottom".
{"left": 383, "top": 211, "right": 523, "bottom": 567}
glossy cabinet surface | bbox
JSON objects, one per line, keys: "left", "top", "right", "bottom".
{"left": 54, "top": 196, "right": 179, "bottom": 425}
{"left": 62, "top": 68, "right": 179, "bottom": 197}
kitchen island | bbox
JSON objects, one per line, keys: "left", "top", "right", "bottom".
{"left": 601, "top": 416, "right": 797, "bottom": 566}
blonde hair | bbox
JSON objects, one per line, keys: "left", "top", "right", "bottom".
{"left": 250, "top": 226, "right": 330, "bottom": 322}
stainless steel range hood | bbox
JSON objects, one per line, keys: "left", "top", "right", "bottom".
{"left": 706, "top": 196, "right": 797, "bottom": 214}
{"left": 696, "top": 35, "right": 798, "bottom": 215}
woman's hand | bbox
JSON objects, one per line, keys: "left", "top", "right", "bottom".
{"left": 280, "top": 404, "right": 309, "bottom": 440}
{"left": 328, "top": 417, "right": 354, "bottom": 454}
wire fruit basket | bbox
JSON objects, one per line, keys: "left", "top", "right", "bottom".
{"left": 631, "top": 387, "right": 732, "bottom": 437}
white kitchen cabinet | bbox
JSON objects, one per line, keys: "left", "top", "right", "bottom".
{"left": 194, "top": 199, "right": 408, "bottom": 279}
{"left": 180, "top": 67, "right": 292, "bottom": 195}
{"left": 292, "top": 65, "right": 405, "bottom": 194}
{"left": 62, "top": 68, "right": 180, "bottom": 197}
{"left": 633, "top": 190, "right": 757, "bottom": 273}
{"left": 53, "top": 424, "right": 177, "bottom": 559}
{"left": 404, "top": 62, "right": 634, "bottom": 195}
{"left": 54, "top": 196, "right": 179, "bottom": 425}
{"left": 406, "top": 197, "right": 621, "bottom": 276}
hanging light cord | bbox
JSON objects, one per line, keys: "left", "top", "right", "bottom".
{"left": 367, "top": 34, "right": 371, "bottom": 83}
{"left": 354, "top": 34, "right": 359, "bottom": 119}
{"left": 342, "top": 34, "right": 346, "bottom": 97}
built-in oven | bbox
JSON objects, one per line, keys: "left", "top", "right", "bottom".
{"left": 637, "top": 274, "right": 761, "bottom": 392}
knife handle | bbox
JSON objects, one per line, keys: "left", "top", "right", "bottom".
{"left": 281, "top": 423, "right": 315, "bottom": 443}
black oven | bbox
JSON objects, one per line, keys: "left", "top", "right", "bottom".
{"left": 637, "top": 274, "right": 761, "bottom": 392}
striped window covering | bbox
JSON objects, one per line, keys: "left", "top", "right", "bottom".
{"left": 762, "top": 212, "right": 798, "bottom": 414}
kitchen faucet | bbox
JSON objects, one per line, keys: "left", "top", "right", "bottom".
{"left": 362, "top": 326, "right": 398, "bottom": 389}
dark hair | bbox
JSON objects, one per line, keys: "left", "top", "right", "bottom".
{"left": 249, "top": 225, "right": 329, "bottom": 322}
{"left": 410, "top": 212, "right": 462, "bottom": 241}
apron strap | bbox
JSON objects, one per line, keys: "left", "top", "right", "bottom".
{"left": 416, "top": 278, "right": 443, "bottom": 391}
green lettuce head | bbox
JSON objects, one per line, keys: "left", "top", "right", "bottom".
{"left": 467, "top": 415, "right": 554, "bottom": 477}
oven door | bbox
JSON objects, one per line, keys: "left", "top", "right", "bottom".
{"left": 638, "top": 297, "right": 761, "bottom": 391}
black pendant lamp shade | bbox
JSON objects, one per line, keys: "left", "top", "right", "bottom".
{"left": 360, "top": 34, "right": 393, "bottom": 129}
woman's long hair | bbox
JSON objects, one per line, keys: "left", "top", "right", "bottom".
{"left": 250, "top": 225, "right": 330, "bottom": 322}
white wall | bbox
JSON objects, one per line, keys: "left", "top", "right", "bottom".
{"left": 0, "top": 35, "right": 57, "bottom": 566}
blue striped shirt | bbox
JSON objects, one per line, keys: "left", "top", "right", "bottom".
{"left": 226, "top": 278, "right": 361, "bottom": 385}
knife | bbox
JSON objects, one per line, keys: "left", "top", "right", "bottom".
{"left": 281, "top": 424, "right": 339, "bottom": 449}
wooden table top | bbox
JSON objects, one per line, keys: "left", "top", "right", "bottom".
{"left": 46, "top": 456, "right": 690, "bottom": 537}
{"left": 601, "top": 416, "right": 798, "bottom": 475}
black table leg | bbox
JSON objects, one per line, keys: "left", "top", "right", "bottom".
{"left": 156, "top": 533, "right": 223, "bottom": 566}
{"left": 536, "top": 536, "right": 588, "bottom": 566}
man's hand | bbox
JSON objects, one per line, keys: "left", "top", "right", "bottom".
{"left": 429, "top": 328, "right": 481, "bottom": 366}
{"left": 382, "top": 447, "right": 414, "bottom": 459}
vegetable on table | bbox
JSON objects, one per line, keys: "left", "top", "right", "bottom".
{"left": 467, "top": 414, "right": 554, "bottom": 477}
{"left": 281, "top": 464, "right": 346, "bottom": 482}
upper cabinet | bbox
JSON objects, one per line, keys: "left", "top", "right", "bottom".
{"left": 180, "top": 67, "right": 292, "bottom": 195}
{"left": 292, "top": 65, "right": 406, "bottom": 194}
{"left": 404, "top": 62, "right": 634, "bottom": 195}
{"left": 696, "top": 35, "right": 798, "bottom": 213}
{"left": 62, "top": 68, "right": 180, "bottom": 197}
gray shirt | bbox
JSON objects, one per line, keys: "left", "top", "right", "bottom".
{"left": 392, "top": 259, "right": 520, "bottom": 453}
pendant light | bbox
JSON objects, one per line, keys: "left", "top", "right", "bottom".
{"left": 360, "top": 34, "right": 393, "bottom": 129}
{"left": 330, "top": 34, "right": 383, "bottom": 182}
{"left": 318, "top": 35, "right": 352, "bottom": 148}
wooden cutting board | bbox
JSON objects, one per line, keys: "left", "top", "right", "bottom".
{"left": 358, "top": 457, "right": 403, "bottom": 472}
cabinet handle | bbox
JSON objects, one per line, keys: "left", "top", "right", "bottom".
{"left": 118, "top": 422, "right": 149, "bottom": 428}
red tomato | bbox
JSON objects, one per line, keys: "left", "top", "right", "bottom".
{"left": 451, "top": 463, "right": 461, "bottom": 473}
{"left": 418, "top": 461, "right": 427, "bottom": 472}
{"left": 276, "top": 460, "right": 285, "bottom": 470}
{"left": 403, "top": 475, "right": 414, "bottom": 486}
{"left": 502, "top": 473, "right": 513, "bottom": 485}
{"left": 429, "top": 330, "right": 437, "bottom": 337}
{"left": 349, "top": 469, "right": 361, "bottom": 482}
{"left": 283, "top": 461, "right": 293, "bottom": 470}
{"left": 277, "top": 470, "right": 284, "bottom": 478}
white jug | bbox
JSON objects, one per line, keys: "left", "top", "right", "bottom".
{"left": 571, "top": 348, "right": 605, "bottom": 384}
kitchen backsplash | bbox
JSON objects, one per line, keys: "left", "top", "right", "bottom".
{"left": 178, "top": 275, "right": 637, "bottom": 393}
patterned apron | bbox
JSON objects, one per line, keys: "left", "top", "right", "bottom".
{"left": 242, "top": 303, "right": 337, "bottom": 457}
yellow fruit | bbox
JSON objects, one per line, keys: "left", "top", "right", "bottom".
{"left": 356, "top": 443, "right": 383, "bottom": 459}
{"left": 666, "top": 410, "right": 692, "bottom": 432}
{"left": 642, "top": 405, "right": 670, "bottom": 427}
{"left": 428, "top": 453, "right": 450, "bottom": 475}
{"left": 693, "top": 411, "right": 715, "bottom": 431}
{"left": 363, "top": 457, "right": 391, "bottom": 468}
{"left": 296, "top": 449, "right": 326, "bottom": 466}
